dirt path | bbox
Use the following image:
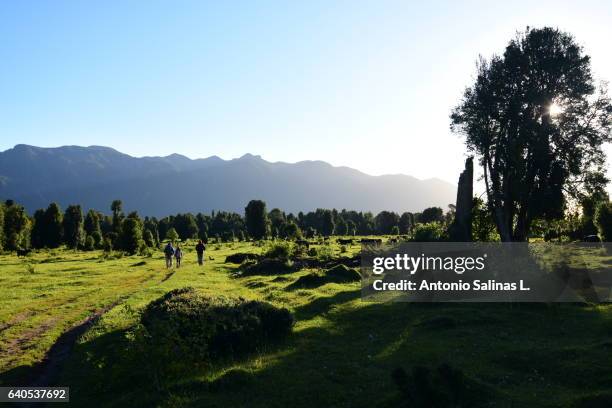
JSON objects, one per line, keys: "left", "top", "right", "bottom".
{"left": 22, "top": 269, "right": 164, "bottom": 388}
{"left": 27, "top": 299, "right": 127, "bottom": 389}
{"left": 9, "top": 299, "right": 127, "bottom": 408}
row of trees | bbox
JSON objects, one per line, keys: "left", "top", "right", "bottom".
{"left": 1, "top": 192, "right": 611, "bottom": 253}
{"left": 159, "top": 201, "right": 448, "bottom": 242}
{"left": 0, "top": 197, "right": 453, "bottom": 253}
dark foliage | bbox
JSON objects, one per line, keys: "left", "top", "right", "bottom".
{"left": 245, "top": 200, "right": 270, "bottom": 240}
{"left": 139, "top": 288, "right": 294, "bottom": 374}
{"left": 239, "top": 258, "right": 295, "bottom": 276}
{"left": 225, "top": 252, "right": 259, "bottom": 264}
{"left": 451, "top": 27, "right": 612, "bottom": 241}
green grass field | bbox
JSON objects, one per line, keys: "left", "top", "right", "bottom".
{"left": 1, "top": 240, "right": 611, "bottom": 407}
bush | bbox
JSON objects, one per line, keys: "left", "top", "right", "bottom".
{"left": 138, "top": 246, "right": 153, "bottom": 257}
{"left": 325, "top": 264, "right": 361, "bottom": 282}
{"left": 139, "top": 288, "right": 293, "bottom": 373}
{"left": 143, "top": 229, "right": 156, "bottom": 247}
{"left": 262, "top": 241, "right": 295, "bottom": 260}
{"left": 105, "top": 232, "right": 118, "bottom": 248}
{"left": 289, "top": 265, "right": 360, "bottom": 289}
{"left": 239, "top": 258, "right": 294, "bottom": 276}
{"left": 83, "top": 235, "right": 96, "bottom": 251}
{"left": 594, "top": 201, "right": 612, "bottom": 241}
{"left": 225, "top": 252, "right": 259, "bottom": 264}
{"left": 316, "top": 244, "right": 335, "bottom": 260}
{"left": 412, "top": 222, "right": 446, "bottom": 242}
{"left": 91, "top": 231, "right": 103, "bottom": 248}
{"left": 102, "top": 237, "right": 113, "bottom": 252}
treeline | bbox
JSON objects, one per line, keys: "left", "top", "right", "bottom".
{"left": 1, "top": 195, "right": 611, "bottom": 254}
{"left": 0, "top": 198, "right": 450, "bottom": 254}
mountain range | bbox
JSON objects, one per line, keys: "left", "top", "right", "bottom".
{"left": 0, "top": 144, "right": 456, "bottom": 216}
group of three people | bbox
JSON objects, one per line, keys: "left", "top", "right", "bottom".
{"left": 163, "top": 239, "right": 206, "bottom": 268}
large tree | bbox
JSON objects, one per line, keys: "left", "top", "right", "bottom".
{"left": 419, "top": 207, "right": 444, "bottom": 224}
{"left": 43, "top": 203, "right": 64, "bottom": 248}
{"left": 0, "top": 203, "right": 4, "bottom": 251}
{"left": 3, "top": 201, "right": 31, "bottom": 250}
{"left": 63, "top": 205, "right": 85, "bottom": 249}
{"left": 245, "top": 200, "right": 270, "bottom": 240}
{"left": 111, "top": 199, "right": 124, "bottom": 233}
{"left": 31, "top": 209, "right": 46, "bottom": 249}
{"left": 375, "top": 211, "right": 400, "bottom": 234}
{"left": 84, "top": 209, "right": 102, "bottom": 237}
{"left": 399, "top": 212, "right": 414, "bottom": 234}
{"left": 451, "top": 27, "right": 612, "bottom": 241}
{"left": 173, "top": 213, "right": 199, "bottom": 240}
{"left": 320, "top": 209, "right": 335, "bottom": 236}
{"left": 120, "top": 214, "right": 144, "bottom": 254}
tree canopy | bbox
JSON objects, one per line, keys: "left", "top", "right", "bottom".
{"left": 451, "top": 27, "right": 612, "bottom": 241}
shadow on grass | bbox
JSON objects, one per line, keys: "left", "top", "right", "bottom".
{"left": 293, "top": 289, "right": 361, "bottom": 320}
{"left": 173, "top": 302, "right": 612, "bottom": 408}
{"left": 7, "top": 295, "right": 611, "bottom": 408}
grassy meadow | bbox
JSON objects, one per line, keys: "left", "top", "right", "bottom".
{"left": 1, "top": 239, "right": 612, "bottom": 407}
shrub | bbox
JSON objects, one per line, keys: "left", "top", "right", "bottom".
{"left": 165, "top": 227, "right": 179, "bottom": 242}
{"left": 325, "top": 264, "right": 361, "bottom": 282}
{"left": 316, "top": 244, "right": 335, "bottom": 260}
{"left": 139, "top": 288, "right": 293, "bottom": 375}
{"left": 262, "top": 241, "right": 295, "bottom": 260}
{"left": 225, "top": 252, "right": 259, "bottom": 264}
{"left": 91, "top": 230, "right": 103, "bottom": 248}
{"left": 289, "top": 273, "right": 327, "bottom": 289}
{"left": 412, "top": 222, "right": 446, "bottom": 242}
{"left": 83, "top": 235, "right": 96, "bottom": 251}
{"left": 289, "top": 265, "right": 360, "bottom": 290}
{"left": 138, "top": 246, "right": 153, "bottom": 257}
{"left": 239, "top": 258, "right": 294, "bottom": 276}
{"left": 102, "top": 237, "right": 113, "bottom": 252}
{"left": 594, "top": 201, "right": 612, "bottom": 241}
{"left": 143, "top": 229, "right": 156, "bottom": 247}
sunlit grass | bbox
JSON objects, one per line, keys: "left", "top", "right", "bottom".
{"left": 1, "top": 240, "right": 611, "bottom": 407}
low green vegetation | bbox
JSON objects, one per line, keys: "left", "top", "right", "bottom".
{"left": 1, "top": 240, "right": 611, "bottom": 407}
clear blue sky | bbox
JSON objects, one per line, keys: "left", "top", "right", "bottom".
{"left": 1, "top": 0, "right": 611, "bottom": 189}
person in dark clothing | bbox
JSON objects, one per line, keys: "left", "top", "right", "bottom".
{"left": 164, "top": 242, "right": 175, "bottom": 268}
{"left": 195, "top": 240, "right": 206, "bottom": 266}
{"left": 174, "top": 245, "right": 183, "bottom": 268}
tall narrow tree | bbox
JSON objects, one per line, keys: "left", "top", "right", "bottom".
{"left": 3, "top": 201, "right": 31, "bottom": 250}
{"left": 63, "top": 205, "right": 85, "bottom": 249}
{"left": 43, "top": 203, "right": 63, "bottom": 248}
{"left": 245, "top": 200, "right": 270, "bottom": 240}
{"left": 84, "top": 209, "right": 102, "bottom": 237}
{"left": 111, "top": 200, "right": 124, "bottom": 233}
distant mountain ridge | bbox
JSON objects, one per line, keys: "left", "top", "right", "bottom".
{"left": 0, "top": 144, "right": 456, "bottom": 216}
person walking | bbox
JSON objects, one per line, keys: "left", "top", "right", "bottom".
{"left": 164, "top": 242, "right": 175, "bottom": 268}
{"left": 195, "top": 239, "right": 206, "bottom": 266}
{"left": 174, "top": 245, "right": 183, "bottom": 268}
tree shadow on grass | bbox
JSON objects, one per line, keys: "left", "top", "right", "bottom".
{"left": 6, "top": 295, "right": 611, "bottom": 408}
{"left": 175, "top": 301, "right": 612, "bottom": 408}
{"left": 292, "top": 289, "right": 361, "bottom": 320}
